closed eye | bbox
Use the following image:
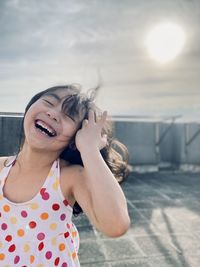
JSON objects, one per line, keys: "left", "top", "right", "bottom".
{"left": 43, "top": 99, "right": 54, "bottom": 106}
{"left": 64, "top": 113, "right": 76, "bottom": 122}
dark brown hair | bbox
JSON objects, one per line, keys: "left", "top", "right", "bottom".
{"left": 18, "top": 85, "right": 130, "bottom": 216}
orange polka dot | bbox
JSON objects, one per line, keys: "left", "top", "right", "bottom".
{"left": 59, "top": 243, "right": 65, "bottom": 251}
{"left": 72, "top": 231, "right": 77, "bottom": 237}
{"left": 40, "top": 212, "right": 49, "bottom": 220}
{"left": 72, "top": 252, "right": 77, "bottom": 259}
{"left": 3, "top": 205, "right": 10, "bottom": 212}
{"left": 30, "top": 255, "right": 35, "bottom": 263}
{"left": 0, "top": 253, "right": 5, "bottom": 260}
{"left": 17, "top": 229, "right": 24, "bottom": 237}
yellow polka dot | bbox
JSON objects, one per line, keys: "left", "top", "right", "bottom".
{"left": 30, "top": 255, "right": 35, "bottom": 264}
{"left": 37, "top": 264, "right": 44, "bottom": 267}
{"left": 3, "top": 205, "right": 10, "bottom": 212}
{"left": 0, "top": 241, "right": 3, "bottom": 248}
{"left": 0, "top": 253, "right": 5, "bottom": 260}
{"left": 24, "top": 244, "right": 30, "bottom": 252}
{"left": 4, "top": 265, "right": 10, "bottom": 267}
{"left": 52, "top": 178, "right": 59, "bottom": 190}
{"left": 51, "top": 237, "right": 57, "bottom": 246}
{"left": 59, "top": 243, "right": 65, "bottom": 251}
{"left": 40, "top": 212, "right": 49, "bottom": 220}
{"left": 49, "top": 170, "right": 54, "bottom": 177}
{"left": 29, "top": 203, "right": 39, "bottom": 210}
{"left": 50, "top": 223, "right": 57, "bottom": 230}
{"left": 17, "top": 229, "right": 25, "bottom": 237}
{"left": 0, "top": 194, "right": 4, "bottom": 200}
{"left": 10, "top": 217, "right": 17, "bottom": 224}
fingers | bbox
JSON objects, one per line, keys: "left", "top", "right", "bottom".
{"left": 88, "top": 109, "right": 95, "bottom": 123}
{"left": 82, "top": 119, "right": 88, "bottom": 128}
{"left": 88, "top": 109, "right": 107, "bottom": 124}
{"left": 98, "top": 110, "right": 107, "bottom": 127}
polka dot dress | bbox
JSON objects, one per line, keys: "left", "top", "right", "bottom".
{"left": 0, "top": 156, "right": 80, "bottom": 267}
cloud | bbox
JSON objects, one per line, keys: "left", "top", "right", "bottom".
{"left": 0, "top": 0, "right": 200, "bottom": 116}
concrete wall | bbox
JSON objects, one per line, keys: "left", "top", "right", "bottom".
{"left": 1, "top": 115, "right": 200, "bottom": 168}
{"left": 0, "top": 116, "right": 22, "bottom": 156}
{"left": 113, "top": 119, "right": 200, "bottom": 168}
{"left": 114, "top": 121, "right": 157, "bottom": 165}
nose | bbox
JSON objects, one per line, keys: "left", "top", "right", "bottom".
{"left": 46, "top": 109, "right": 60, "bottom": 122}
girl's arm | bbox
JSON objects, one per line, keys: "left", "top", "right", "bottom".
{"left": 72, "top": 110, "right": 130, "bottom": 237}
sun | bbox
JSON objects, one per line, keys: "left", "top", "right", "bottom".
{"left": 146, "top": 22, "right": 186, "bottom": 63}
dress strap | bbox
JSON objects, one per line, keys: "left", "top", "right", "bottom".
{"left": 0, "top": 155, "right": 17, "bottom": 176}
{"left": 0, "top": 155, "right": 17, "bottom": 192}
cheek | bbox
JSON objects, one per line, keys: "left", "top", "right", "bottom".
{"left": 24, "top": 110, "right": 34, "bottom": 128}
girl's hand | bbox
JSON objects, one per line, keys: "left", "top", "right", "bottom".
{"left": 75, "top": 110, "right": 108, "bottom": 153}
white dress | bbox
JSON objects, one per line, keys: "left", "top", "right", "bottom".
{"left": 0, "top": 156, "right": 80, "bottom": 267}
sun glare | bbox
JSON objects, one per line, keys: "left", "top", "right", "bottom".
{"left": 146, "top": 22, "right": 186, "bottom": 63}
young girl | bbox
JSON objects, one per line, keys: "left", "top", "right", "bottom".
{"left": 0, "top": 85, "right": 130, "bottom": 266}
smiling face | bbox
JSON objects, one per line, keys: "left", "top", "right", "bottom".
{"left": 23, "top": 89, "right": 86, "bottom": 153}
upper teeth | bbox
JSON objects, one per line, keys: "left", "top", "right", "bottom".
{"left": 36, "top": 120, "right": 56, "bottom": 136}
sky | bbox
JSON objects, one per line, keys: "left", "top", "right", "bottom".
{"left": 0, "top": 0, "right": 200, "bottom": 121}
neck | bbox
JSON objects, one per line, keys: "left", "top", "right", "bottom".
{"left": 16, "top": 142, "right": 61, "bottom": 171}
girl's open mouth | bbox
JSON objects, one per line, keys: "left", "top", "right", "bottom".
{"left": 34, "top": 120, "right": 57, "bottom": 137}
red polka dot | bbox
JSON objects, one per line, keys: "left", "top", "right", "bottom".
{"left": 21, "top": 211, "right": 28, "bottom": 217}
{"left": 40, "top": 188, "right": 50, "bottom": 200}
{"left": 61, "top": 263, "right": 68, "bottom": 267}
{"left": 66, "top": 223, "right": 71, "bottom": 229}
{"left": 5, "top": 235, "right": 12, "bottom": 242}
{"left": 38, "top": 242, "right": 44, "bottom": 251}
{"left": 63, "top": 199, "right": 69, "bottom": 206}
{"left": 45, "top": 251, "right": 52, "bottom": 259}
{"left": 60, "top": 214, "right": 66, "bottom": 221}
{"left": 42, "top": 192, "right": 50, "bottom": 200}
{"left": 52, "top": 203, "right": 60, "bottom": 211}
{"left": 54, "top": 257, "right": 60, "bottom": 266}
{"left": 1, "top": 223, "right": 8, "bottom": 230}
{"left": 40, "top": 188, "right": 46, "bottom": 195}
{"left": 64, "top": 231, "right": 70, "bottom": 238}
{"left": 14, "top": 255, "right": 20, "bottom": 264}
{"left": 8, "top": 244, "right": 16, "bottom": 252}
{"left": 37, "top": 232, "right": 45, "bottom": 240}
{"left": 29, "top": 221, "right": 37, "bottom": 228}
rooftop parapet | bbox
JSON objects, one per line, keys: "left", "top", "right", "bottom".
{"left": 1, "top": 113, "right": 200, "bottom": 172}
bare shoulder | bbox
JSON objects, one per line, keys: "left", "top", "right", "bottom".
{"left": 60, "top": 160, "right": 84, "bottom": 187}
{"left": 0, "top": 156, "right": 9, "bottom": 172}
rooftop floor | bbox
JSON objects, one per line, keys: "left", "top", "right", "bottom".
{"left": 73, "top": 170, "right": 200, "bottom": 267}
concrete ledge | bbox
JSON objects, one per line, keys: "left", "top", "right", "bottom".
{"left": 1, "top": 114, "right": 200, "bottom": 168}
